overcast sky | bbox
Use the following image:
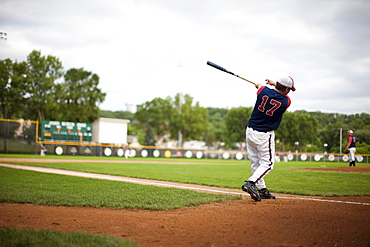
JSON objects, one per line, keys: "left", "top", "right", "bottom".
{"left": 1, "top": 0, "right": 369, "bottom": 114}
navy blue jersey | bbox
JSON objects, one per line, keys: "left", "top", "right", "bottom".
{"left": 348, "top": 135, "right": 356, "bottom": 148}
{"left": 248, "top": 86, "right": 291, "bottom": 132}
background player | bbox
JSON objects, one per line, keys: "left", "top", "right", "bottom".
{"left": 242, "top": 77, "right": 295, "bottom": 201}
{"left": 344, "top": 130, "right": 356, "bottom": 166}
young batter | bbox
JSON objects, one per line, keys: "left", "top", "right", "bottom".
{"left": 242, "top": 77, "right": 295, "bottom": 201}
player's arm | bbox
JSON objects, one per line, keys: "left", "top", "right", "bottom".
{"left": 255, "top": 78, "right": 275, "bottom": 92}
{"left": 255, "top": 83, "right": 262, "bottom": 89}
{"left": 255, "top": 78, "right": 275, "bottom": 89}
{"left": 344, "top": 137, "right": 352, "bottom": 152}
{"left": 265, "top": 79, "right": 276, "bottom": 87}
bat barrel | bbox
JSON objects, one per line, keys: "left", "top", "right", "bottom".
{"left": 207, "top": 61, "right": 257, "bottom": 86}
{"left": 207, "top": 61, "right": 234, "bottom": 75}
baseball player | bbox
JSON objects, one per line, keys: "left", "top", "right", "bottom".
{"left": 344, "top": 130, "right": 356, "bottom": 166}
{"left": 124, "top": 145, "right": 131, "bottom": 159}
{"left": 242, "top": 77, "right": 295, "bottom": 201}
{"left": 40, "top": 144, "right": 46, "bottom": 156}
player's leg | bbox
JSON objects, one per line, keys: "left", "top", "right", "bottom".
{"left": 250, "top": 131, "right": 276, "bottom": 199}
{"left": 349, "top": 148, "right": 356, "bottom": 166}
{"left": 242, "top": 128, "right": 261, "bottom": 201}
{"left": 246, "top": 127, "right": 260, "bottom": 173}
{"left": 248, "top": 131, "right": 275, "bottom": 185}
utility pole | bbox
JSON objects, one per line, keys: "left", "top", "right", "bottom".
{"left": 339, "top": 128, "right": 343, "bottom": 154}
{"left": 178, "top": 92, "right": 183, "bottom": 147}
{"left": 177, "top": 61, "right": 183, "bottom": 147}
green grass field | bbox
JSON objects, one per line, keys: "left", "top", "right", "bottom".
{"left": 0, "top": 227, "right": 137, "bottom": 247}
{"left": 1, "top": 154, "right": 369, "bottom": 246}
{"left": 0, "top": 166, "right": 239, "bottom": 210}
{"left": 1, "top": 154, "right": 369, "bottom": 197}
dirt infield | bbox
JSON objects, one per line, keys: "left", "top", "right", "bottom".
{"left": 1, "top": 159, "right": 370, "bottom": 246}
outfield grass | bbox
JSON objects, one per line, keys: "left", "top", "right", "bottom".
{"left": 1, "top": 154, "right": 369, "bottom": 197}
{"left": 0, "top": 166, "right": 238, "bottom": 210}
{"left": 0, "top": 153, "right": 246, "bottom": 163}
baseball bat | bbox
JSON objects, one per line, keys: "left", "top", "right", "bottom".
{"left": 207, "top": 61, "right": 257, "bottom": 86}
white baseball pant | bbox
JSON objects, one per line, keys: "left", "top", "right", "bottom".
{"left": 246, "top": 127, "right": 275, "bottom": 190}
{"left": 349, "top": 147, "right": 356, "bottom": 162}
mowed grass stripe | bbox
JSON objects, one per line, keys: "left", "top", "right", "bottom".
{"left": 3, "top": 159, "right": 370, "bottom": 196}
{"left": 0, "top": 166, "right": 239, "bottom": 210}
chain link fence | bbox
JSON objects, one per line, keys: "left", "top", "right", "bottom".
{"left": 0, "top": 119, "right": 38, "bottom": 154}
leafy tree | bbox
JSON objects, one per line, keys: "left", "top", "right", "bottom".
{"left": 135, "top": 97, "right": 175, "bottom": 145}
{"left": 0, "top": 59, "right": 12, "bottom": 118}
{"left": 295, "top": 113, "right": 320, "bottom": 151}
{"left": 135, "top": 94, "right": 208, "bottom": 146}
{"left": 99, "top": 110, "right": 134, "bottom": 120}
{"left": 1, "top": 50, "right": 106, "bottom": 125}
{"left": 0, "top": 59, "right": 30, "bottom": 153}
{"left": 25, "top": 50, "right": 63, "bottom": 122}
{"left": 276, "top": 112, "right": 299, "bottom": 151}
{"left": 317, "top": 123, "right": 345, "bottom": 153}
{"left": 357, "top": 143, "right": 370, "bottom": 154}
{"left": 0, "top": 59, "right": 29, "bottom": 119}
{"left": 0, "top": 58, "right": 11, "bottom": 152}
{"left": 204, "top": 108, "right": 228, "bottom": 146}
{"left": 224, "top": 107, "right": 252, "bottom": 148}
{"left": 56, "top": 68, "right": 106, "bottom": 122}
{"left": 172, "top": 94, "right": 208, "bottom": 145}
{"left": 355, "top": 128, "right": 370, "bottom": 146}
{"left": 296, "top": 110, "right": 345, "bottom": 129}
{"left": 277, "top": 112, "right": 319, "bottom": 151}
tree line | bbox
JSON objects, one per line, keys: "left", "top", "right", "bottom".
{"left": 0, "top": 50, "right": 106, "bottom": 123}
{"left": 100, "top": 97, "right": 370, "bottom": 154}
{"left": 1, "top": 50, "right": 369, "bottom": 154}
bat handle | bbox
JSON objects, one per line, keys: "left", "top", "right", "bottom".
{"left": 237, "top": 75, "right": 257, "bottom": 86}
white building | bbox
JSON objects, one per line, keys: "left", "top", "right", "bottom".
{"left": 92, "top": 118, "right": 130, "bottom": 144}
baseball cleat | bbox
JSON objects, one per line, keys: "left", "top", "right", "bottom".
{"left": 242, "top": 181, "right": 261, "bottom": 201}
{"left": 258, "top": 188, "right": 276, "bottom": 199}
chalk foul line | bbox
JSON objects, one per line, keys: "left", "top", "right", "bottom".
{"left": 1, "top": 163, "right": 369, "bottom": 206}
